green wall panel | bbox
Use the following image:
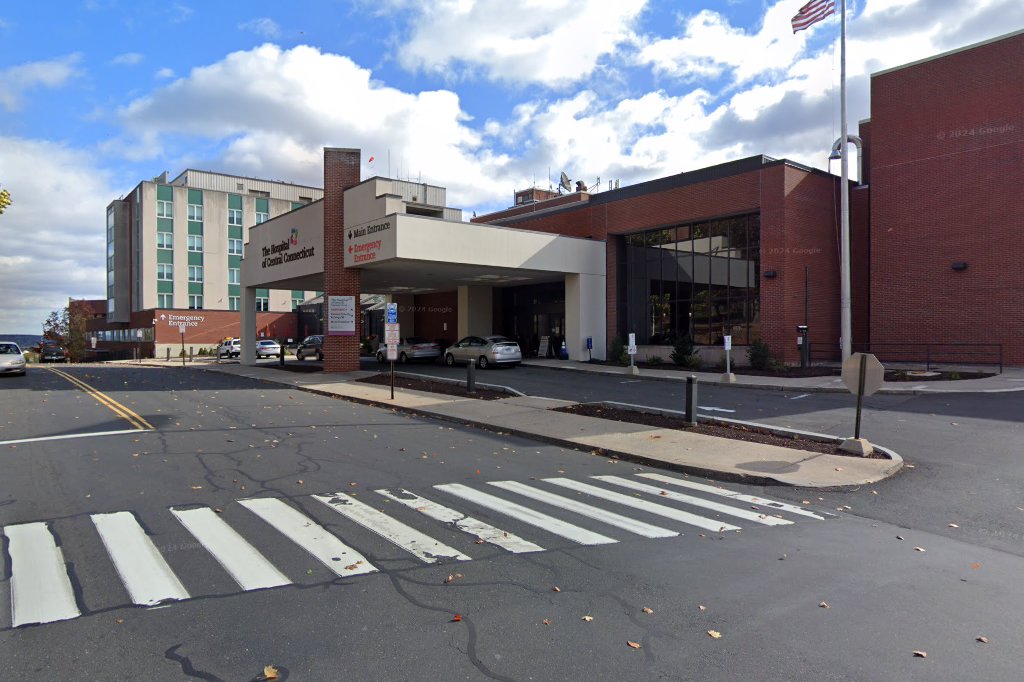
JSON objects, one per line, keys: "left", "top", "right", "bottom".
{"left": 157, "top": 185, "right": 173, "bottom": 201}
{"left": 256, "top": 198, "right": 269, "bottom": 213}
{"left": 188, "top": 189, "right": 203, "bottom": 205}
{"left": 228, "top": 226, "right": 242, "bottom": 240}
{"left": 157, "top": 249, "right": 173, "bottom": 264}
{"left": 229, "top": 284, "right": 240, "bottom": 296}
{"left": 187, "top": 251, "right": 203, "bottom": 266}
{"left": 157, "top": 217, "right": 173, "bottom": 232}
{"left": 228, "top": 255, "right": 241, "bottom": 268}
{"left": 188, "top": 221, "right": 203, "bottom": 235}
{"left": 188, "top": 282, "right": 203, "bottom": 296}
{"left": 157, "top": 280, "right": 174, "bottom": 294}
{"left": 256, "top": 288, "right": 269, "bottom": 297}
{"left": 228, "top": 194, "right": 242, "bottom": 210}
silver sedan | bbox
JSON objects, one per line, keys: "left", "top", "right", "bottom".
{"left": 443, "top": 335, "right": 522, "bottom": 369}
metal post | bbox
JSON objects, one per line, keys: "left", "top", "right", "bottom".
{"left": 854, "top": 353, "right": 867, "bottom": 439}
{"left": 467, "top": 359, "right": 476, "bottom": 394}
{"left": 390, "top": 356, "right": 395, "bottom": 400}
{"left": 189, "top": 347, "right": 193, "bottom": 363}
{"left": 180, "top": 333, "right": 185, "bottom": 368}
{"left": 166, "top": 347, "right": 170, "bottom": 362}
{"left": 685, "top": 375, "right": 698, "bottom": 427}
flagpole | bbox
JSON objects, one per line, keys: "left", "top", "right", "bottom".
{"left": 839, "top": 0, "right": 852, "bottom": 361}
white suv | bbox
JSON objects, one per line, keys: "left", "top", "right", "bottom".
{"left": 218, "top": 338, "right": 241, "bottom": 358}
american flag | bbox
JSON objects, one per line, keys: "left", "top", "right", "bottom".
{"left": 791, "top": 0, "right": 836, "bottom": 33}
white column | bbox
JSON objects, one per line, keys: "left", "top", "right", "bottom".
{"left": 457, "top": 285, "right": 493, "bottom": 338}
{"left": 565, "top": 273, "right": 606, "bottom": 361}
{"left": 240, "top": 285, "right": 257, "bottom": 364}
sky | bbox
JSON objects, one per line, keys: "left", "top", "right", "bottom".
{"left": 0, "top": 0, "right": 1018, "bottom": 333}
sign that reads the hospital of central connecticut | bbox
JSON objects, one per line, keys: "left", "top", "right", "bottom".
{"left": 261, "top": 227, "right": 316, "bottom": 270}
{"left": 344, "top": 218, "right": 397, "bottom": 268}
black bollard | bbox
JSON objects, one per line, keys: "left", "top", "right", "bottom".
{"left": 685, "top": 375, "right": 698, "bottom": 426}
{"left": 467, "top": 359, "right": 476, "bottom": 394}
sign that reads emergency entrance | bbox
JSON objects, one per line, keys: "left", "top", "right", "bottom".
{"left": 344, "top": 219, "right": 396, "bottom": 267}
{"left": 327, "top": 295, "right": 356, "bottom": 336}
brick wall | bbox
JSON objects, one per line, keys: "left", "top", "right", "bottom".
{"left": 869, "top": 33, "right": 1024, "bottom": 366}
{"left": 323, "top": 148, "right": 363, "bottom": 372}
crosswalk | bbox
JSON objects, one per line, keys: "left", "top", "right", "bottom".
{"left": 1, "top": 473, "right": 827, "bottom": 629}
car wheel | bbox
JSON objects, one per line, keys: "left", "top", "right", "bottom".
{"left": 399, "top": 352, "right": 409, "bottom": 364}
{"left": 445, "top": 353, "right": 455, "bottom": 367}
{"left": 297, "top": 352, "right": 305, "bottom": 361}
{"left": 376, "top": 351, "right": 385, "bottom": 363}
{"left": 478, "top": 356, "right": 488, "bottom": 369}
{"left": 316, "top": 351, "right": 323, "bottom": 361}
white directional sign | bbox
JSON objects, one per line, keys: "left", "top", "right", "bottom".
{"left": 384, "top": 323, "right": 400, "bottom": 346}
{"left": 842, "top": 353, "right": 885, "bottom": 396}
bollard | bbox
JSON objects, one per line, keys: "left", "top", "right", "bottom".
{"left": 189, "top": 347, "right": 194, "bottom": 363}
{"left": 166, "top": 348, "right": 170, "bottom": 362}
{"left": 279, "top": 343, "right": 285, "bottom": 366}
{"left": 685, "top": 375, "right": 698, "bottom": 426}
{"left": 467, "top": 359, "right": 476, "bottom": 394}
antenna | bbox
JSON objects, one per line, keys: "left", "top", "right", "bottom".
{"left": 559, "top": 172, "right": 571, "bottom": 193}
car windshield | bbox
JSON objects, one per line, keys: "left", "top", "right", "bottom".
{"left": 0, "top": 343, "right": 21, "bottom": 354}
{"left": 486, "top": 336, "right": 515, "bottom": 344}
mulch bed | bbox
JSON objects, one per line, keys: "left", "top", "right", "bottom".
{"left": 597, "top": 361, "right": 992, "bottom": 381}
{"left": 264, "top": 362, "right": 324, "bottom": 373}
{"left": 357, "top": 372, "right": 508, "bottom": 400}
{"left": 555, "top": 403, "right": 887, "bottom": 459}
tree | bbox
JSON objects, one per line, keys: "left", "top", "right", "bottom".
{"left": 42, "top": 303, "right": 89, "bottom": 362}
{"left": 0, "top": 187, "right": 10, "bottom": 215}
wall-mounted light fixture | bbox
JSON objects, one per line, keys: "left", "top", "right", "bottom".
{"left": 763, "top": 270, "right": 778, "bottom": 279}
{"left": 951, "top": 261, "right": 968, "bottom": 272}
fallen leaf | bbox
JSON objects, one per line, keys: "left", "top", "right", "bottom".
{"left": 444, "top": 573, "right": 464, "bottom": 584}
{"left": 190, "top": 485, "right": 202, "bottom": 490}
{"left": 834, "top": 467, "right": 843, "bottom": 472}
{"left": 896, "top": 535, "right": 905, "bottom": 541}
{"left": 552, "top": 586, "right": 561, "bottom": 592}
{"left": 213, "top": 507, "right": 223, "bottom": 514}
{"left": 451, "top": 614, "right": 462, "bottom": 622}
{"left": 912, "top": 650, "right": 927, "bottom": 658}
{"left": 971, "top": 562, "right": 982, "bottom": 570}
{"left": 947, "top": 523, "right": 959, "bottom": 528}
{"left": 115, "top": 618, "right": 124, "bottom": 624}
{"left": 542, "top": 618, "right": 552, "bottom": 625}
{"left": 642, "top": 607, "right": 653, "bottom": 615}
{"left": 474, "top": 538, "right": 485, "bottom": 544}
{"left": 581, "top": 615, "right": 594, "bottom": 622}
{"left": 627, "top": 641, "right": 642, "bottom": 649}
{"left": 263, "top": 665, "right": 280, "bottom": 680}
{"left": 819, "top": 601, "right": 830, "bottom": 609}
{"left": 977, "top": 636, "right": 989, "bottom": 644}
{"left": 659, "top": 491, "right": 668, "bottom": 496}
{"left": 707, "top": 630, "right": 722, "bottom": 639}
{"left": 297, "top": 480, "right": 304, "bottom": 485}
{"left": 913, "top": 546, "right": 926, "bottom": 552}
{"left": 698, "top": 605, "right": 707, "bottom": 612}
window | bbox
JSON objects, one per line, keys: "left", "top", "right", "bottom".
{"left": 107, "top": 298, "right": 115, "bottom": 314}
{"left": 187, "top": 235, "right": 203, "bottom": 252}
{"left": 156, "top": 200, "right": 172, "bottom": 218}
{"left": 107, "top": 270, "right": 115, "bottom": 286}
{"left": 228, "top": 268, "right": 240, "bottom": 285}
{"left": 158, "top": 293, "right": 173, "bottom": 308}
{"left": 227, "top": 208, "right": 243, "bottom": 226}
{"left": 188, "top": 295, "right": 203, "bottom": 310}
{"left": 255, "top": 296, "right": 269, "bottom": 312}
{"left": 157, "top": 263, "right": 173, "bottom": 280}
{"left": 188, "top": 204, "right": 203, "bottom": 221}
{"left": 157, "top": 232, "right": 173, "bottom": 249}
{"left": 228, "top": 296, "right": 240, "bottom": 311}
{"left": 228, "top": 238, "right": 243, "bottom": 255}
{"left": 188, "top": 265, "right": 203, "bottom": 282}
{"left": 256, "top": 211, "right": 269, "bottom": 224}
{"left": 292, "top": 298, "right": 303, "bottom": 311}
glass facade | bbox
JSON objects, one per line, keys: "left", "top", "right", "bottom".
{"left": 620, "top": 213, "right": 760, "bottom": 346}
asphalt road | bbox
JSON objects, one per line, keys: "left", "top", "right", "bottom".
{"left": 2, "top": 364, "right": 1023, "bottom": 680}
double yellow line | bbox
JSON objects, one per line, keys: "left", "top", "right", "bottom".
{"left": 47, "top": 367, "right": 154, "bottom": 431}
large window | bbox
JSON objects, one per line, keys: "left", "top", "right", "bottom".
{"left": 156, "top": 200, "right": 172, "bottom": 218}
{"left": 158, "top": 293, "right": 173, "bottom": 308}
{"left": 228, "top": 268, "right": 240, "bottom": 285}
{"left": 256, "top": 211, "right": 269, "bottom": 224}
{"left": 157, "top": 231, "right": 173, "bottom": 249}
{"left": 188, "top": 265, "right": 203, "bottom": 282}
{"left": 228, "top": 296, "right": 240, "bottom": 311}
{"left": 255, "top": 296, "right": 269, "bottom": 312}
{"left": 188, "top": 295, "right": 203, "bottom": 310}
{"left": 228, "top": 238, "right": 243, "bottom": 255}
{"left": 157, "top": 263, "right": 173, "bottom": 280}
{"left": 228, "top": 208, "right": 243, "bottom": 226}
{"left": 188, "top": 204, "right": 203, "bottom": 221}
{"left": 187, "top": 235, "right": 203, "bottom": 252}
{"left": 620, "top": 214, "right": 760, "bottom": 346}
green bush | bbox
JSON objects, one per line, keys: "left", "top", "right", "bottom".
{"left": 609, "top": 337, "right": 627, "bottom": 364}
{"left": 197, "top": 347, "right": 207, "bottom": 356}
{"left": 671, "top": 336, "right": 697, "bottom": 367}
{"left": 647, "top": 355, "right": 663, "bottom": 365}
{"left": 747, "top": 340, "right": 776, "bottom": 371}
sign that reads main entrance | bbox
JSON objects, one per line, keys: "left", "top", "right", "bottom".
{"left": 261, "top": 227, "right": 316, "bottom": 271}
{"left": 327, "top": 295, "right": 356, "bottom": 336}
{"left": 344, "top": 218, "right": 397, "bottom": 268}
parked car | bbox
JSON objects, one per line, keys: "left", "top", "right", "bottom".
{"left": 443, "top": 335, "right": 522, "bottom": 368}
{"left": 0, "top": 341, "right": 26, "bottom": 376}
{"left": 255, "top": 340, "right": 282, "bottom": 358}
{"left": 376, "top": 336, "right": 442, "bottom": 364}
{"left": 39, "top": 340, "right": 66, "bottom": 363}
{"left": 218, "top": 338, "right": 241, "bottom": 358}
{"left": 296, "top": 335, "right": 324, "bottom": 361}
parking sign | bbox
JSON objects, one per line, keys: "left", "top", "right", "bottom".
{"left": 386, "top": 303, "right": 398, "bottom": 324}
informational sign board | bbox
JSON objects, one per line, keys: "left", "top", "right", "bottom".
{"left": 723, "top": 335, "right": 732, "bottom": 350}
{"left": 178, "top": 324, "right": 186, "bottom": 335}
{"left": 538, "top": 336, "right": 550, "bottom": 357}
{"left": 384, "top": 323, "right": 400, "bottom": 346}
{"left": 91, "top": 337, "right": 97, "bottom": 349}
{"left": 327, "top": 295, "right": 356, "bottom": 336}
{"left": 386, "top": 344, "right": 398, "bottom": 361}
{"left": 386, "top": 302, "right": 398, "bottom": 325}
{"left": 842, "top": 352, "right": 885, "bottom": 396}
{"left": 627, "top": 333, "right": 637, "bottom": 355}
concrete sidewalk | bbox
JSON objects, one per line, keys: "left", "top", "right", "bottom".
{"left": 522, "top": 358, "right": 1024, "bottom": 394}
{"left": 155, "top": 359, "right": 903, "bottom": 489}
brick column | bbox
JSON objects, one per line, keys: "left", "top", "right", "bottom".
{"left": 323, "top": 147, "right": 362, "bottom": 372}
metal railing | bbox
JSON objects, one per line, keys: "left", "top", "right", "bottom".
{"left": 810, "top": 341, "right": 1003, "bottom": 373}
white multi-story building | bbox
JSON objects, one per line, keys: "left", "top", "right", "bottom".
{"left": 105, "top": 170, "right": 324, "bottom": 323}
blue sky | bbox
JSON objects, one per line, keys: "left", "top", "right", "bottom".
{"left": 0, "top": 0, "right": 1018, "bottom": 332}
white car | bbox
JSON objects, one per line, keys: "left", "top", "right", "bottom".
{"left": 0, "top": 341, "right": 27, "bottom": 376}
{"left": 218, "top": 338, "right": 241, "bottom": 358}
{"left": 256, "top": 340, "right": 281, "bottom": 358}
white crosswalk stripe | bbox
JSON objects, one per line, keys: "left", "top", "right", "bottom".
{"left": 4, "top": 474, "right": 824, "bottom": 628}
{"left": 4, "top": 522, "right": 81, "bottom": 627}
{"left": 375, "top": 488, "right": 544, "bottom": 554}
{"left": 543, "top": 478, "right": 741, "bottom": 532}
{"left": 91, "top": 511, "right": 190, "bottom": 606}
{"left": 434, "top": 483, "right": 618, "bottom": 545}
{"left": 171, "top": 507, "right": 291, "bottom": 591}
{"left": 592, "top": 476, "right": 793, "bottom": 526}
{"left": 312, "top": 492, "right": 471, "bottom": 563}
{"left": 238, "top": 497, "right": 377, "bottom": 577}
{"left": 488, "top": 481, "right": 679, "bottom": 538}
{"left": 636, "top": 473, "right": 827, "bottom": 520}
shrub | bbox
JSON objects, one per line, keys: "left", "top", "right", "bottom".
{"left": 197, "top": 347, "right": 207, "bottom": 356}
{"left": 949, "top": 371, "right": 961, "bottom": 380}
{"left": 671, "top": 335, "right": 697, "bottom": 367}
{"left": 609, "top": 337, "right": 627, "bottom": 365}
{"left": 647, "top": 355, "right": 663, "bottom": 365}
{"left": 747, "top": 340, "right": 776, "bottom": 371}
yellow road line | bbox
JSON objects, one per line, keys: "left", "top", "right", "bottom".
{"left": 46, "top": 367, "right": 154, "bottom": 430}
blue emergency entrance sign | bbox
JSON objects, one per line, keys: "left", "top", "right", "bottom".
{"left": 386, "top": 303, "right": 398, "bottom": 324}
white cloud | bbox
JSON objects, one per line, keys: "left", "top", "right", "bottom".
{"left": 0, "top": 138, "right": 113, "bottom": 333}
{"left": 239, "top": 17, "right": 282, "bottom": 39}
{"left": 0, "top": 54, "right": 83, "bottom": 112}
{"left": 112, "top": 52, "right": 145, "bottom": 66}
{"left": 394, "top": 0, "right": 647, "bottom": 86}
{"left": 155, "top": 67, "right": 175, "bottom": 79}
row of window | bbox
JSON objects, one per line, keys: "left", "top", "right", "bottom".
{"left": 156, "top": 234, "right": 243, "bottom": 255}
{"left": 156, "top": 264, "right": 207, "bottom": 282}
{"left": 158, "top": 201, "right": 269, "bottom": 226}
{"left": 152, "top": 294, "right": 304, "bottom": 311}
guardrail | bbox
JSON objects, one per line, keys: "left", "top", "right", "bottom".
{"left": 810, "top": 341, "right": 1002, "bottom": 373}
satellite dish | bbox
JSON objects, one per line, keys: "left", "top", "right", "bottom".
{"left": 559, "top": 172, "right": 571, "bottom": 193}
